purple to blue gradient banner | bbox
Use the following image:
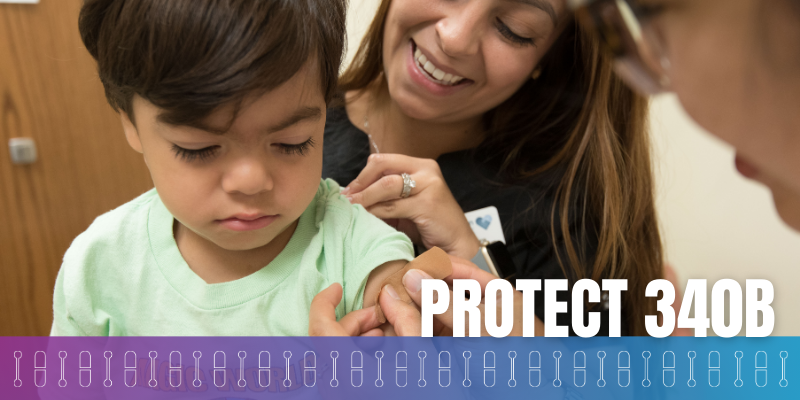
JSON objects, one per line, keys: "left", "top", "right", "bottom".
{"left": 2, "top": 336, "right": 797, "bottom": 399}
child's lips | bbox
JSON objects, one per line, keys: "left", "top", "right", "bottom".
{"left": 217, "top": 214, "right": 278, "bottom": 231}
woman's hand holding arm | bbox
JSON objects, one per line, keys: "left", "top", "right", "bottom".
{"left": 379, "top": 255, "right": 545, "bottom": 336}
{"left": 341, "top": 153, "right": 481, "bottom": 260}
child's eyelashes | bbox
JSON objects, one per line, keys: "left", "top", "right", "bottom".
{"left": 171, "top": 138, "right": 316, "bottom": 162}
{"left": 171, "top": 144, "right": 219, "bottom": 163}
{"left": 274, "top": 137, "right": 316, "bottom": 156}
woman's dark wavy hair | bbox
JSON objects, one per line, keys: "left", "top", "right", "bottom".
{"left": 79, "top": 0, "right": 346, "bottom": 127}
{"left": 340, "top": 0, "right": 663, "bottom": 335}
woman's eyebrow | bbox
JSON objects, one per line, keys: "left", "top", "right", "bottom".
{"left": 514, "top": 0, "right": 559, "bottom": 26}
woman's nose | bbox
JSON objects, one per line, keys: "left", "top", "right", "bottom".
{"left": 435, "top": 3, "right": 483, "bottom": 58}
{"left": 221, "top": 157, "right": 274, "bottom": 196}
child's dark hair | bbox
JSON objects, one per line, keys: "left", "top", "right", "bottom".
{"left": 79, "top": 0, "right": 346, "bottom": 127}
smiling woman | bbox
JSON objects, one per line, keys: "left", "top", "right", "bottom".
{"left": 322, "top": 0, "right": 664, "bottom": 335}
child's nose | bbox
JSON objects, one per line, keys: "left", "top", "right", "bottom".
{"left": 221, "top": 158, "right": 274, "bottom": 195}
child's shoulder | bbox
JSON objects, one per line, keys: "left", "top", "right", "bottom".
{"left": 312, "top": 178, "right": 355, "bottom": 225}
{"left": 63, "top": 189, "right": 159, "bottom": 270}
{"left": 312, "top": 178, "right": 412, "bottom": 250}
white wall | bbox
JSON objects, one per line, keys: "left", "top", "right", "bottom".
{"left": 344, "top": 0, "right": 381, "bottom": 71}
{"left": 344, "top": 0, "right": 800, "bottom": 335}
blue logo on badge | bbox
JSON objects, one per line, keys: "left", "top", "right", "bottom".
{"left": 476, "top": 215, "right": 492, "bottom": 230}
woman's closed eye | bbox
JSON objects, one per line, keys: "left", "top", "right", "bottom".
{"left": 274, "top": 137, "right": 316, "bottom": 156}
{"left": 171, "top": 144, "right": 219, "bottom": 163}
{"left": 495, "top": 18, "right": 535, "bottom": 46}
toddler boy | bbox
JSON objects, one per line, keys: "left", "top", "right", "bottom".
{"left": 50, "top": 0, "right": 413, "bottom": 335}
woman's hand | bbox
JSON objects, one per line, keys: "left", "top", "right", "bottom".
{"left": 308, "top": 283, "right": 385, "bottom": 336}
{"left": 341, "top": 153, "right": 481, "bottom": 260}
{"left": 379, "top": 255, "right": 545, "bottom": 336}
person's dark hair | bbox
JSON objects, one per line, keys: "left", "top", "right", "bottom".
{"left": 79, "top": 0, "right": 346, "bottom": 127}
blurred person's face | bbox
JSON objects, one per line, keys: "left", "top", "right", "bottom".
{"left": 382, "top": 0, "right": 566, "bottom": 123}
{"left": 646, "top": 0, "right": 800, "bottom": 229}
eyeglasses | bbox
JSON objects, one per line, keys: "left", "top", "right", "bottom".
{"left": 569, "top": 0, "right": 671, "bottom": 94}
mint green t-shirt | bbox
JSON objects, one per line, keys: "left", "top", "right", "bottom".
{"left": 50, "top": 179, "right": 414, "bottom": 336}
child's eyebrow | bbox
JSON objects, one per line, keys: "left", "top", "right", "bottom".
{"left": 266, "top": 106, "right": 323, "bottom": 134}
{"left": 159, "top": 106, "right": 322, "bottom": 135}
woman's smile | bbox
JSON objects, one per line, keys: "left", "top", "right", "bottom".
{"left": 406, "top": 39, "right": 473, "bottom": 97}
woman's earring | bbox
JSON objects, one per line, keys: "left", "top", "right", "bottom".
{"left": 531, "top": 67, "right": 542, "bottom": 80}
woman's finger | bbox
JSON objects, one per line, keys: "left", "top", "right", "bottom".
{"left": 365, "top": 197, "right": 420, "bottom": 220}
{"left": 360, "top": 328, "right": 385, "bottom": 337}
{"left": 447, "top": 255, "right": 498, "bottom": 292}
{"left": 347, "top": 173, "right": 424, "bottom": 208}
{"left": 378, "top": 285, "right": 422, "bottom": 336}
{"left": 337, "top": 306, "right": 383, "bottom": 336}
{"left": 308, "top": 283, "right": 345, "bottom": 336}
{"left": 343, "top": 153, "right": 425, "bottom": 195}
{"left": 401, "top": 269, "right": 457, "bottom": 331}
{"left": 309, "top": 283, "right": 382, "bottom": 336}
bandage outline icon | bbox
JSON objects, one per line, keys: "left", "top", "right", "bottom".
{"left": 709, "top": 351, "right": 720, "bottom": 387}
{"left": 663, "top": 351, "right": 675, "bottom": 387}
{"left": 618, "top": 351, "right": 630, "bottom": 388}
{"left": 35, "top": 351, "right": 46, "bottom": 388}
{"left": 755, "top": 351, "right": 767, "bottom": 388}
{"left": 439, "top": 351, "right": 450, "bottom": 387}
{"left": 396, "top": 351, "right": 407, "bottom": 387}
{"left": 80, "top": 351, "right": 92, "bottom": 388}
{"left": 484, "top": 351, "right": 495, "bottom": 387}
{"left": 304, "top": 351, "right": 316, "bottom": 388}
{"left": 529, "top": 351, "right": 541, "bottom": 388}
{"left": 213, "top": 351, "right": 226, "bottom": 388}
{"left": 574, "top": 351, "right": 586, "bottom": 388}
{"left": 258, "top": 351, "right": 271, "bottom": 388}
{"left": 169, "top": 351, "right": 182, "bottom": 388}
{"left": 352, "top": 351, "right": 363, "bottom": 388}
{"left": 125, "top": 351, "right": 137, "bottom": 387}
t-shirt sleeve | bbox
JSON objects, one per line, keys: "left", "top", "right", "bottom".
{"left": 50, "top": 233, "right": 111, "bottom": 337}
{"left": 50, "top": 266, "right": 89, "bottom": 336}
{"left": 342, "top": 203, "right": 414, "bottom": 314}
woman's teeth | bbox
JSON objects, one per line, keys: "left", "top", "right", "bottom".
{"left": 414, "top": 48, "right": 464, "bottom": 86}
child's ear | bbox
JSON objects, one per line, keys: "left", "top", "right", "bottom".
{"left": 120, "top": 111, "right": 143, "bottom": 154}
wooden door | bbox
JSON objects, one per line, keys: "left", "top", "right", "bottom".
{"left": 0, "top": 0, "right": 153, "bottom": 336}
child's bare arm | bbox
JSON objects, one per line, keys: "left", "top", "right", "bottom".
{"left": 363, "top": 260, "right": 408, "bottom": 309}
{"left": 362, "top": 247, "right": 453, "bottom": 322}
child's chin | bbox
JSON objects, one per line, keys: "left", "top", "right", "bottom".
{"left": 212, "top": 233, "right": 274, "bottom": 252}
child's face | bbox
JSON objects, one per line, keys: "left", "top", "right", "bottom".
{"left": 121, "top": 63, "right": 326, "bottom": 251}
